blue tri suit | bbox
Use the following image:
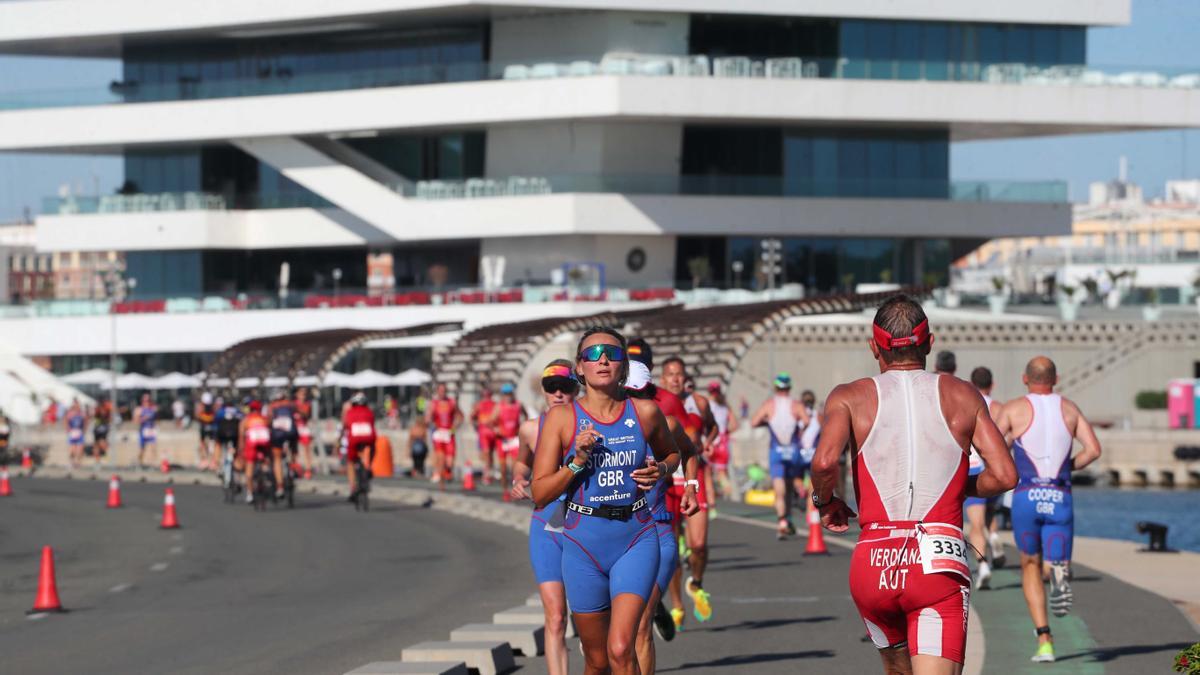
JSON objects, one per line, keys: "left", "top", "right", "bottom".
{"left": 560, "top": 400, "right": 659, "bottom": 614}
{"left": 768, "top": 427, "right": 801, "bottom": 481}
{"left": 649, "top": 479, "right": 680, "bottom": 595}
{"left": 529, "top": 415, "right": 565, "bottom": 585}
{"left": 66, "top": 413, "right": 85, "bottom": 446}
{"left": 137, "top": 406, "right": 157, "bottom": 448}
{"left": 1011, "top": 437, "right": 1074, "bottom": 562}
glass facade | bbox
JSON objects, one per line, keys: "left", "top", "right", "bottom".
{"left": 123, "top": 144, "right": 327, "bottom": 209}
{"left": 123, "top": 243, "right": 480, "bottom": 300}
{"left": 120, "top": 23, "right": 488, "bottom": 102}
{"left": 681, "top": 236, "right": 967, "bottom": 292}
{"left": 345, "top": 131, "right": 486, "bottom": 182}
{"left": 682, "top": 126, "right": 949, "bottom": 198}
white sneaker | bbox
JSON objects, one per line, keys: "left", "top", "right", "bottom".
{"left": 988, "top": 532, "right": 1006, "bottom": 568}
{"left": 974, "top": 560, "right": 992, "bottom": 591}
{"left": 1049, "top": 562, "right": 1073, "bottom": 616}
{"left": 245, "top": 491, "right": 254, "bottom": 504}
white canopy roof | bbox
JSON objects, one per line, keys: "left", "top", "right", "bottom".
{"left": 101, "top": 372, "right": 156, "bottom": 390}
{"left": 60, "top": 368, "right": 115, "bottom": 386}
{"left": 151, "top": 372, "right": 202, "bottom": 389}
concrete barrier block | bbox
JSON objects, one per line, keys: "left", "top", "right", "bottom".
{"left": 345, "top": 662, "right": 467, "bottom": 675}
{"left": 525, "top": 593, "right": 542, "bottom": 607}
{"left": 494, "top": 605, "right": 575, "bottom": 637}
{"left": 450, "top": 623, "right": 544, "bottom": 656}
{"left": 402, "top": 641, "right": 514, "bottom": 675}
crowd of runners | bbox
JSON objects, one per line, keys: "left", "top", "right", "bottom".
{"left": 43, "top": 292, "right": 1103, "bottom": 674}
{"left": 459, "top": 293, "right": 1103, "bottom": 675}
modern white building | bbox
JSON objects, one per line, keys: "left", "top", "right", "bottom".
{"left": 0, "top": 0, "right": 1197, "bottom": 371}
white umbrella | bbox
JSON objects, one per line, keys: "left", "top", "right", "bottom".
{"left": 322, "top": 372, "right": 356, "bottom": 387}
{"left": 61, "top": 368, "right": 115, "bottom": 386}
{"left": 262, "top": 375, "right": 290, "bottom": 388}
{"left": 101, "top": 373, "right": 156, "bottom": 390}
{"left": 234, "top": 376, "right": 260, "bottom": 389}
{"left": 293, "top": 374, "right": 320, "bottom": 386}
{"left": 152, "top": 372, "right": 202, "bottom": 389}
{"left": 393, "top": 368, "right": 432, "bottom": 387}
{"left": 349, "top": 369, "right": 396, "bottom": 388}
{"left": 204, "top": 376, "right": 231, "bottom": 387}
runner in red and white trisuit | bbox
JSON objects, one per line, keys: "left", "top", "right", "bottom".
{"left": 425, "top": 383, "right": 463, "bottom": 487}
{"left": 811, "top": 295, "right": 1015, "bottom": 675}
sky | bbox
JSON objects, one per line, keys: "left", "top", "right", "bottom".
{"left": 0, "top": 0, "right": 1199, "bottom": 221}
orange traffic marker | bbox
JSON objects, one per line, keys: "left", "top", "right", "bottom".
{"left": 372, "top": 436, "right": 394, "bottom": 478}
{"left": 106, "top": 475, "right": 122, "bottom": 508}
{"left": 462, "top": 461, "right": 476, "bottom": 492}
{"left": 0, "top": 468, "right": 11, "bottom": 497}
{"left": 803, "top": 502, "right": 829, "bottom": 556}
{"left": 160, "top": 488, "right": 181, "bottom": 529}
{"left": 28, "top": 546, "right": 65, "bottom": 614}
{"left": 21, "top": 449, "right": 32, "bottom": 469}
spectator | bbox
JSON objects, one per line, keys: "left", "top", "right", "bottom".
{"left": 408, "top": 414, "right": 429, "bottom": 478}
{"left": 172, "top": 397, "right": 186, "bottom": 428}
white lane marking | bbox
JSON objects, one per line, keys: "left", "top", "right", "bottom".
{"left": 109, "top": 583, "right": 133, "bottom": 593}
{"left": 149, "top": 562, "right": 169, "bottom": 572}
{"left": 169, "top": 546, "right": 185, "bottom": 555}
{"left": 171, "top": 533, "right": 183, "bottom": 541}
{"left": 26, "top": 613, "right": 48, "bottom": 621}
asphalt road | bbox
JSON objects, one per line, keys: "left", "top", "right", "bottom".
{"left": 2, "top": 474, "right": 1194, "bottom": 675}
{"left": 0, "top": 476, "right": 531, "bottom": 675}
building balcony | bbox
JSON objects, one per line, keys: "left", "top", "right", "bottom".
{"left": 3, "top": 54, "right": 1198, "bottom": 112}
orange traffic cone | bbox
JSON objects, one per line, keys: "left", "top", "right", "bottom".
{"left": 372, "top": 436, "right": 394, "bottom": 478}
{"left": 160, "top": 488, "right": 180, "bottom": 529}
{"left": 804, "top": 501, "right": 829, "bottom": 556}
{"left": 28, "top": 546, "right": 65, "bottom": 614}
{"left": 0, "top": 469, "right": 11, "bottom": 497}
{"left": 462, "top": 461, "right": 476, "bottom": 492}
{"left": 160, "top": 458, "right": 170, "bottom": 474}
{"left": 106, "top": 475, "right": 122, "bottom": 509}
{"left": 21, "top": 449, "right": 32, "bottom": 469}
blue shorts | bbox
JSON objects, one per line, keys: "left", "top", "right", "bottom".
{"left": 1011, "top": 483, "right": 1073, "bottom": 562}
{"left": 769, "top": 444, "right": 801, "bottom": 480}
{"left": 654, "top": 520, "right": 679, "bottom": 594}
{"left": 561, "top": 507, "right": 659, "bottom": 614}
{"left": 139, "top": 427, "right": 156, "bottom": 447}
{"left": 529, "top": 507, "right": 564, "bottom": 585}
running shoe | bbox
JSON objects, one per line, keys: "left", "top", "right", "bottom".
{"left": 974, "top": 560, "right": 992, "bottom": 591}
{"left": 785, "top": 520, "right": 797, "bottom": 536}
{"left": 686, "top": 576, "right": 713, "bottom": 622}
{"left": 1031, "top": 641, "right": 1056, "bottom": 663}
{"left": 670, "top": 607, "right": 685, "bottom": 632}
{"left": 777, "top": 519, "right": 789, "bottom": 541}
{"left": 1049, "top": 562, "right": 1073, "bottom": 616}
{"left": 652, "top": 600, "right": 676, "bottom": 642}
{"left": 989, "top": 531, "right": 1006, "bottom": 569}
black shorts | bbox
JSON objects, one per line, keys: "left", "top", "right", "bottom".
{"left": 93, "top": 425, "right": 109, "bottom": 441}
{"left": 271, "top": 432, "right": 298, "bottom": 452}
{"left": 200, "top": 424, "right": 217, "bottom": 441}
{"left": 411, "top": 440, "right": 428, "bottom": 456}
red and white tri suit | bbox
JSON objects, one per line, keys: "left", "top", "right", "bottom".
{"left": 849, "top": 370, "right": 972, "bottom": 664}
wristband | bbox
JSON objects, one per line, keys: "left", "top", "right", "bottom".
{"left": 684, "top": 479, "right": 700, "bottom": 490}
{"left": 566, "top": 461, "right": 585, "bottom": 475}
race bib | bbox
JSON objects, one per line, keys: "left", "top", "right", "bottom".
{"left": 68, "top": 429, "right": 83, "bottom": 442}
{"left": 141, "top": 427, "right": 156, "bottom": 441}
{"left": 297, "top": 424, "right": 311, "bottom": 437}
{"left": 350, "top": 422, "right": 373, "bottom": 439}
{"left": 271, "top": 417, "right": 293, "bottom": 432}
{"left": 502, "top": 436, "right": 519, "bottom": 453}
{"left": 247, "top": 427, "right": 270, "bottom": 444}
{"left": 917, "top": 523, "right": 970, "bottom": 583}
{"left": 432, "top": 429, "right": 453, "bottom": 443}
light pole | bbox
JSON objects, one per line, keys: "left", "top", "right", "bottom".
{"left": 332, "top": 267, "right": 343, "bottom": 300}
{"left": 760, "top": 238, "right": 783, "bottom": 378}
{"left": 104, "top": 263, "right": 135, "bottom": 426}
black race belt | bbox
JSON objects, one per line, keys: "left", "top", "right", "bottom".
{"left": 567, "top": 496, "right": 648, "bottom": 521}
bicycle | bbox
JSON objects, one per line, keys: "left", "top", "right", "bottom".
{"left": 250, "top": 450, "right": 276, "bottom": 512}
{"left": 351, "top": 457, "right": 371, "bottom": 512}
{"left": 219, "top": 440, "right": 241, "bottom": 504}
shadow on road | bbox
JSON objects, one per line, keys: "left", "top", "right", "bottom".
{"left": 700, "top": 615, "right": 836, "bottom": 632}
{"left": 1053, "top": 641, "right": 1194, "bottom": 663}
{"left": 659, "top": 649, "right": 836, "bottom": 671}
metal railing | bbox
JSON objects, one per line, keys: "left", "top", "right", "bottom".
{"left": 3, "top": 53, "right": 1197, "bottom": 110}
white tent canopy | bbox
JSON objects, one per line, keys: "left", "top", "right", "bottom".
{"left": 60, "top": 368, "right": 116, "bottom": 386}
{"left": 393, "top": 368, "right": 432, "bottom": 387}
{"left": 101, "top": 372, "right": 156, "bottom": 390}
{"left": 151, "top": 372, "right": 202, "bottom": 389}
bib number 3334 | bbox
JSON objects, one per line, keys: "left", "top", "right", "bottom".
{"left": 917, "top": 523, "right": 971, "bottom": 583}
